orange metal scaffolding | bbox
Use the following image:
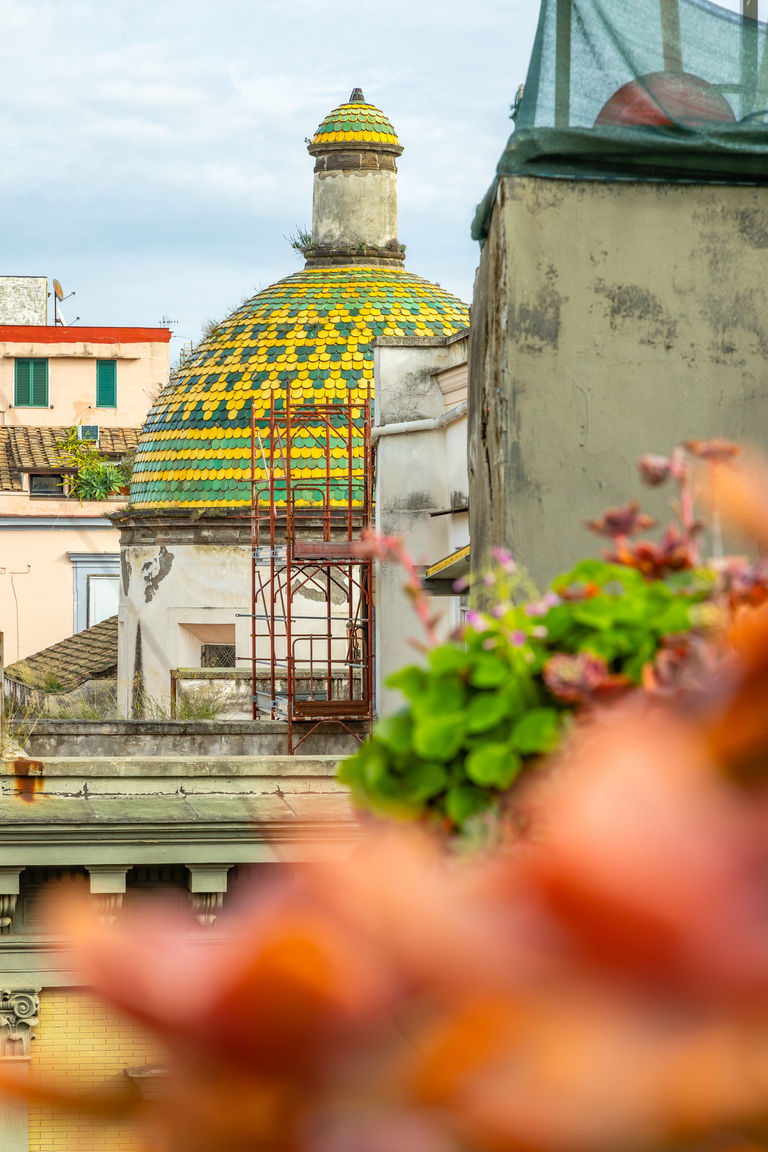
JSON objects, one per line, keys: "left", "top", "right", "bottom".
{"left": 249, "top": 396, "right": 374, "bottom": 753}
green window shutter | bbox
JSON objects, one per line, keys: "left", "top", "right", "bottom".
{"left": 14, "top": 359, "right": 47, "bottom": 406}
{"left": 32, "top": 359, "right": 48, "bottom": 407}
{"left": 14, "top": 360, "right": 31, "bottom": 406}
{"left": 96, "top": 360, "right": 117, "bottom": 407}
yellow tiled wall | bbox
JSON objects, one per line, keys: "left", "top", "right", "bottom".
{"left": 29, "top": 988, "right": 160, "bottom": 1152}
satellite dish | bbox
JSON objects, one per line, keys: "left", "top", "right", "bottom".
{"left": 53, "top": 279, "right": 64, "bottom": 301}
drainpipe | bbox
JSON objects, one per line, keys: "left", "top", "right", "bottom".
{"left": 371, "top": 401, "right": 467, "bottom": 442}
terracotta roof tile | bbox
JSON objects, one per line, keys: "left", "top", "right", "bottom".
{"left": 0, "top": 427, "right": 140, "bottom": 491}
{"left": 5, "top": 615, "right": 117, "bottom": 692}
{"left": 0, "top": 429, "right": 22, "bottom": 492}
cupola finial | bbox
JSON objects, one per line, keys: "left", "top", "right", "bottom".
{"left": 306, "top": 92, "right": 404, "bottom": 266}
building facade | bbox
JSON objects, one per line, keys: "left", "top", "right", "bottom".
{"left": 372, "top": 331, "right": 470, "bottom": 713}
{"left": 116, "top": 91, "right": 468, "bottom": 716}
{"left": 0, "top": 316, "right": 170, "bottom": 661}
{"left": 469, "top": 0, "right": 768, "bottom": 587}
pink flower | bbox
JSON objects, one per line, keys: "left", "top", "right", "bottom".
{"left": 684, "top": 438, "right": 740, "bottom": 462}
{"left": 490, "top": 547, "right": 517, "bottom": 574}
{"left": 607, "top": 523, "right": 696, "bottom": 579}
{"left": 525, "top": 592, "right": 561, "bottom": 617}
{"left": 355, "top": 529, "right": 441, "bottom": 647}
{"left": 543, "top": 652, "right": 632, "bottom": 705}
{"left": 586, "top": 501, "right": 656, "bottom": 539}
{"left": 638, "top": 454, "right": 672, "bottom": 487}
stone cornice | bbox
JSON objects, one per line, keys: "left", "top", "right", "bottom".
{"left": 0, "top": 819, "right": 356, "bottom": 842}
{"left": 307, "top": 139, "right": 402, "bottom": 159}
{"left": 114, "top": 511, "right": 362, "bottom": 547}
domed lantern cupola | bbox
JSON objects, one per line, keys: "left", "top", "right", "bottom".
{"left": 306, "top": 89, "right": 404, "bottom": 265}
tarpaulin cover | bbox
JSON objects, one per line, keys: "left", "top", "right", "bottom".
{"left": 473, "top": 0, "right": 768, "bottom": 241}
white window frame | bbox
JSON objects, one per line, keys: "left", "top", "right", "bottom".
{"left": 69, "top": 552, "right": 120, "bottom": 633}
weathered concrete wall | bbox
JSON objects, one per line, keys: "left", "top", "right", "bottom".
{"left": 374, "top": 335, "right": 469, "bottom": 714}
{"left": 0, "top": 753, "right": 356, "bottom": 866}
{"left": 117, "top": 539, "right": 250, "bottom": 713}
{"left": 0, "top": 752, "right": 359, "bottom": 988}
{"left": 117, "top": 537, "right": 361, "bottom": 718}
{"left": 4, "top": 676, "right": 116, "bottom": 716}
{"left": 0, "top": 277, "right": 47, "bottom": 325}
{"left": 469, "top": 177, "right": 768, "bottom": 587}
{"left": 18, "top": 718, "right": 367, "bottom": 758}
{"left": 313, "top": 169, "right": 398, "bottom": 250}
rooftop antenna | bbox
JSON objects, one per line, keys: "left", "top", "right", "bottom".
{"left": 659, "top": 0, "right": 683, "bottom": 72}
{"left": 159, "top": 315, "right": 178, "bottom": 329}
{"left": 742, "top": 0, "right": 759, "bottom": 118}
{"left": 52, "top": 279, "right": 76, "bottom": 326}
{"left": 555, "top": 0, "right": 572, "bottom": 126}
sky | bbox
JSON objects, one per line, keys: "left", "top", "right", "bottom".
{"left": 0, "top": 0, "right": 749, "bottom": 361}
{"left": 0, "top": 0, "right": 543, "bottom": 360}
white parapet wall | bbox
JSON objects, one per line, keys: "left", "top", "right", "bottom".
{"left": 373, "top": 332, "right": 470, "bottom": 715}
{"left": 0, "top": 277, "right": 47, "bottom": 325}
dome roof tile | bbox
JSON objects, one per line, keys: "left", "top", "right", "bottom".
{"left": 131, "top": 265, "right": 467, "bottom": 510}
{"left": 310, "top": 98, "right": 400, "bottom": 150}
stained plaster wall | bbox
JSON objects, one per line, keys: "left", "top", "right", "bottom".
{"left": 469, "top": 177, "right": 768, "bottom": 588}
{"left": 117, "top": 540, "right": 362, "bottom": 717}
{"left": 0, "top": 519, "right": 121, "bottom": 662}
{"left": 117, "top": 541, "right": 250, "bottom": 713}
{"left": 312, "top": 169, "right": 398, "bottom": 250}
{"left": 0, "top": 335, "right": 168, "bottom": 428}
{"left": 374, "top": 336, "right": 469, "bottom": 714}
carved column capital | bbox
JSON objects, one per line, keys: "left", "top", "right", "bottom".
{"left": 0, "top": 989, "right": 39, "bottom": 1058}
{"left": 87, "top": 867, "right": 129, "bottom": 924}
{"left": 186, "top": 866, "right": 232, "bottom": 928}
{"left": 189, "top": 892, "right": 223, "bottom": 928}
{"left": 0, "top": 868, "right": 23, "bottom": 935}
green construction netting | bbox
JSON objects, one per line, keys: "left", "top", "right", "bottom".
{"left": 473, "top": 0, "right": 768, "bottom": 241}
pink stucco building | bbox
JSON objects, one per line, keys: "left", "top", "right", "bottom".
{"left": 0, "top": 320, "right": 170, "bottom": 662}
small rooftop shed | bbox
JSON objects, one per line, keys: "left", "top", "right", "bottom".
{"left": 469, "top": 0, "right": 768, "bottom": 583}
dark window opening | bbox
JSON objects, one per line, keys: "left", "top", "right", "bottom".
{"left": 201, "top": 644, "right": 236, "bottom": 668}
{"left": 29, "top": 473, "right": 66, "bottom": 497}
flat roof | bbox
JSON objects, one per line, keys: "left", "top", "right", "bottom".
{"left": 0, "top": 325, "right": 171, "bottom": 343}
{"left": 425, "top": 543, "right": 470, "bottom": 580}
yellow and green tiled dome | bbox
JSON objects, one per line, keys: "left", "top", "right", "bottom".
{"left": 311, "top": 91, "right": 400, "bottom": 149}
{"left": 130, "top": 265, "right": 468, "bottom": 510}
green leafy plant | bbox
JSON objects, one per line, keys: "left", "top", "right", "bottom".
{"left": 74, "top": 460, "right": 126, "bottom": 501}
{"left": 288, "top": 227, "right": 317, "bottom": 258}
{"left": 340, "top": 439, "right": 765, "bottom": 831}
{"left": 56, "top": 429, "right": 130, "bottom": 502}
{"left": 340, "top": 554, "right": 710, "bottom": 828}
{"left": 41, "top": 674, "right": 66, "bottom": 694}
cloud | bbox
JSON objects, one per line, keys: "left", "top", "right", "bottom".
{"left": 0, "top": 0, "right": 539, "bottom": 351}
